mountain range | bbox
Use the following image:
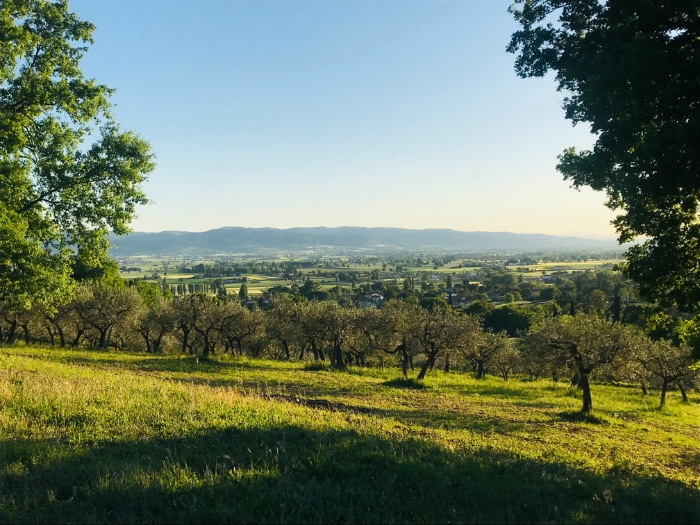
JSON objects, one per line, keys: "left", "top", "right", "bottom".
{"left": 107, "top": 227, "right": 620, "bottom": 257}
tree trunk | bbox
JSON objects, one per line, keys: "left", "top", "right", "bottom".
{"left": 476, "top": 360, "right": 485, "bottom": 379}
{"left": 570, "top": 372, "right": 581, "bottom": 388}
{"left": 677, "top": 380, "right": 688, "bottom": 402}
{"left": 641, "top": 381, "right": 648, "bottom": 396}
{"left": 332, "top": 342, "right": 345, "bottom": 369}
{"left": 46, "top": 326, "right": 55, "bottom": 347}
{"left": 71, "top": 328, "right": 84, "bottom": 348}
{"left": 401, "top": 344, "right": 409, "bottom": 379}
{"left": 579, "top": 373, "right": 593, "bottom": 413}
{"left": 153, "top": 327, "right": 166, "bottom": 353}
{"left": 6, "top": 320, "right": 17, "bottom": 344}
{"left": 443, "top": 352, "right": 451, "bottom": 373}
{"left": 660, "top": 379, "right": 669, "bottom": 407}
{"left": 98, "top": 329, "right": 108, "bottom": 349}
{"left": 417, "top": 352, "right": 437, "bottom": 381}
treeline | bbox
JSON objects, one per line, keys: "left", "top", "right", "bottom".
{"left": 1, "top": 276, "right": 698, "bottom": 413}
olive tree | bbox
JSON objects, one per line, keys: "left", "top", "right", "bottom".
{"left": 526, "top": 314, "right": 647, "bottom": 412}
{"left": 414, "top": 308, "right": 480, "bottom": 381}
{"left": 71, "top": 281, "right": 142, "bottom": 349}
{"left": 640, "top": 340, "right": 700, "bottom": 406}
{"left": 135, "top": 298, "right": 175, "bottom": 353}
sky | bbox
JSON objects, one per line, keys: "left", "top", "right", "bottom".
{"left": 70, "top": 0, "right": 619, "bottom": 239}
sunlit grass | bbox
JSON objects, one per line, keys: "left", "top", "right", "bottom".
{"left": 1, "top": 346, "right": 698, "bottom": 524}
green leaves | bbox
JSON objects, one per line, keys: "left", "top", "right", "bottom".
{"left": 508, "top": 0, "right": 700, "bottom": 310}
{"left": 0, "top": 205, "right": 72, "bottom": 312}
{"left": 0, "top": 0, "right": 154, "bottom": 312}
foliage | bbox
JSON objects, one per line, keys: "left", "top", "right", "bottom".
{"left": 525, "top": 314, "right": 648, "bottom": 412}
{"left": 71, "top": 281, "right": 141, "bottom": 349}
{"left": 0, "top": 0, "right": 154, "bottom": 312}
{"left": 508, "top": 1, "right": 700, "bottom": 311}
{"left": 483, "top": 304, "right": 536, "bottom": 337}
{"left": 462, "top": 330, "right": 512, "bottom": 379}
{"left": 640, "top": 339, "right": 700, "bottom": 406}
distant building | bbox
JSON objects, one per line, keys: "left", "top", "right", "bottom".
{"left": 357, "top": 293, "right": 384, "bottom": 309}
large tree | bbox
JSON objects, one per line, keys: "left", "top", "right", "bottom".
{"left": 0, "top": 0, "right": 154, "bottom": 312}
{"left": 508, "top": 1, "right": 700, "bottom": 311}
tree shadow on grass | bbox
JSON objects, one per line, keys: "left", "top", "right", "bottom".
{"left": 1, "top": 424, "right": 698, "bottom": 525}
{"left": 463, "top": 385, "right": 533, "bottom": 400}
{"left": 16, "top": 349, "right": 290, "bottom": 375}
{"left": 381, "top": 378, "right": 428, "bottom": 390}
{"left": 264, "top": 394, "right": 528, "bottom": 434}
{"left": 557, "top": 411, "right": 609, "bottom": 425}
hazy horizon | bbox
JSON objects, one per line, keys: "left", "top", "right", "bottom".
{"left": 122, "top": 224, "right": 619, "bottom": 242}
{"left": 72, "top": 0, "right": 618, "bottom": 239}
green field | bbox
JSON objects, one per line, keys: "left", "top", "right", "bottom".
{"left": 1, "top": 347, "right": 698, "bottom": 524}
{"left": 116, "top": 255, "right": 628, "bottom": 300}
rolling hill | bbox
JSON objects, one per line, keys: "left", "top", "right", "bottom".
{"left": 107, "top": 226, "right": 619, "bottom": 256}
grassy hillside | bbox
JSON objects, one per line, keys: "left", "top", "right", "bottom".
{"left": 1, "top": 347, "right": 698, "bottom": 524}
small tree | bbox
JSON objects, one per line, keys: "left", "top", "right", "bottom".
{"left": 135, "top": 298, "right": 175, "bottom": 353}
{"left": 174, "top": 293, "right": 233, "bottom": 359}
{"left": 640, "top": 340, "right": 700, "bottom": 407}
{"left": 318, "top": 304, "right": 361, "bottom": 369}
{"left": 265, "top": 295, "right": 303, "bottom": 359}
{"left": 526, "top": 314, "right": 646, "bottom": 412}
{"left": 414, "top": 308, "right": 479, "bottom": 381}
{"left": 72, "top": 281, "right": 142, "bottom": 349}
{"left": 464, "top": 331, "right": 511, "bottom": 379}
{"left": 221, "top": 301, "right": 265, "bottom": 356}
{"left": 378, "top": 300, "right": 423, "bottom": 378}
{"left": 491, "top": 341, "right": 521, "bottom": 381}
{"left": 295, "top": 300, "right": 328, "bottom": 362}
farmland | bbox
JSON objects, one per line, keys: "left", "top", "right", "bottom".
{"left": 115, "top": 252, "right": 625, "bottom": 298}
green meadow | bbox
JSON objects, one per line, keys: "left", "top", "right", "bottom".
{"left": 1, "top": 347, "right": 698, "bottom": 524}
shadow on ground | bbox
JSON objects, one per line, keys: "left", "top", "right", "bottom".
{"left": 1, "top": 423, "right": 698, "bottom": 524}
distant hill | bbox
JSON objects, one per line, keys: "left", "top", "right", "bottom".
{"left": 107, "top": 227, "right": 619, "bottom": 257}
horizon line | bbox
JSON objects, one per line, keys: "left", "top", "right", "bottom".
{"left": 117, "top": 225, "right": 620, "bottom": 242}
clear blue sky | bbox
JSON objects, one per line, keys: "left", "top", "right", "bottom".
{"left": 71, "top": 0, "right": 617, "bottom": 239}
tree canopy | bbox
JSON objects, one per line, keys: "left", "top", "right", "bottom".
{"left": 0, "top": 0, "right": 154, "bottom": 311}
{"left": 507, "top": 0, "right": 700, "bottom": 311}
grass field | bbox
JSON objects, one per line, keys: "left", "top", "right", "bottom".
{"left": 2, "top": 347, "right": 697, "bottom": 524}
{"left": 506, "top": 259, "right": 621, "bottom": 273}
